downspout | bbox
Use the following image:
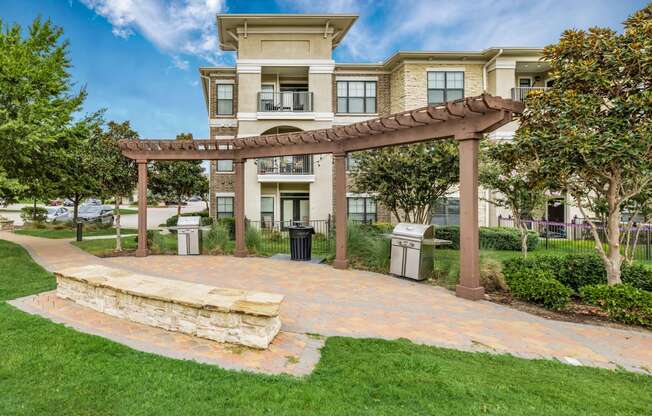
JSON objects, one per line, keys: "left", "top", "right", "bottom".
{"left": 483, "top": 48, "right": 503, "bottom": 93}
{"left": 200, "top": 73, "right": 211, "bottom": 118}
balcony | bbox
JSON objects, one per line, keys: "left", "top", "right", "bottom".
{"left": 257, "top": 91, "right": 313, "bottom": 112}
{"left": 257, "top": 155, "right": 315, "bottom": 183}
{"left": 511, "top": 87, "right": 548, "bottom": 102}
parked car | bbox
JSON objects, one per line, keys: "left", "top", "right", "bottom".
{"left": 164, "top": 200, "right": 188, "bottom": 206}
{"left": 46, "top": 206, "right": 70, "bottom": 223}
{"left": 77, "top": 204, "right": 114, "bottom": 225}
{"left": 63, "top": 199, "right": 74, "bottom": 207}
{"left": 48, "top": 199, "right": 63, "bottom": 206}
{"left": 187, "top": 195, "right": 203, "bottom": 202}
{"left": 84, "top": 198, "right": 102, "bottom": 206}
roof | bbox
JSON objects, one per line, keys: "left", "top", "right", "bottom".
{"left": 216, "top": 14, "right": 358, "bottom": 51}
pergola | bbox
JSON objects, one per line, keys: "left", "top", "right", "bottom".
{"left": 119, "top": 94, "right": 524, "bottom": 300}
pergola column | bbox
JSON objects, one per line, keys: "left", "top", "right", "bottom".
{"left": 135, "top": 160, "right": 148, "bottom": 257}
{"left": 233, "top": 158, "right": 248, "bottom": 258}
{"left": 332, "top": 152, "right": 348, "bottom": 269}
{"left": 455, "top": 133, "right": 484, "bottom": 300}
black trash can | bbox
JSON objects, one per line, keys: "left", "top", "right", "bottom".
{"left": 288, "top": 224, "right": 315, "bottom": 261}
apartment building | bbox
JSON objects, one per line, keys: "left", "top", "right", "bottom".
{"left": 200, "top": 14, "right": 570, "bottom": 227}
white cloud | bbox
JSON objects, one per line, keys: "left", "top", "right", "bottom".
{"left": 279, "top": 0, "right": 642, "bottom": 61}
{"left": 81, "top": 0, "right": 226, "bottom": 67}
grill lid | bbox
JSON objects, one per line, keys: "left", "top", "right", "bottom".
{"left": 391, "top": 223, "right": 434, "bottom": 239}
{"left": 177, "top": 216, "right": 201, "bottom": 227}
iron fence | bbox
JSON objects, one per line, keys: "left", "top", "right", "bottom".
{"left": 257, "top": 155, "right": 313, "bottom": 175}
{"left": 510, "top": 87, "right": 548, "bottom": 101}
{"left": 498, "top": 216, "right": 652, "bottom": 261}
{"left": 246, "top": 219, "right": 333, "bottom": 256}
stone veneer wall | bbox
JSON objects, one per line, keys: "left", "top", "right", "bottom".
{"left": 56, "top": 267, "right": 283, "bottom": 349}
{"left": 209, "top": 126, "right": 238, "bottom": 219}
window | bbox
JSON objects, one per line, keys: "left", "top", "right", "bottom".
{"left": 519, "top": 77, "right": 532, "bottom": 87}
{"left": 217, "top": 160, "right": 233, "bottom": 173}
{"left": 216, "top": 196, "right": 234, "bottom": 218}
{"left": 427, "top": 71, "right": 464, "bottom": 105}
{"left": 261, "top": 196, "right": 274, "bottom": 228}
{"left": 347, "top": 197, "right": 377, "bottom": 223}
{"left": 337, "top": 81, "right": 376, "bottom": 113}
{"left": 216, "top": 84, "right": 233, "bottom": 115}
{"left": 431, "top": 197, "right": 459, "bottom": 225}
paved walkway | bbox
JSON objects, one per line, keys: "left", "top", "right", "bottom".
{"left": 3, "top": 231, "right": 652, "bottom": 374}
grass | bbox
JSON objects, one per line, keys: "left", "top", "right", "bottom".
{"left": 1, "top": 238, "right": 652, "bottom": 415}
{"left": 15, "top": 227, "right": 138, "bottom": 239}
{"left": 114, "top": 208, "right": 138, "bottom": 215}
{"left": 72, "top": 232, "right": 177, "bottom": 256}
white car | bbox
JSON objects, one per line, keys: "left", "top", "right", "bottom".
{"left": 46, "top": 206, "right": 70, "bottom": 223}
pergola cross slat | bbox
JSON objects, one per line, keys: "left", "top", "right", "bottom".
{"left": 119, "top": 94, "right": 524, "bottom": 301}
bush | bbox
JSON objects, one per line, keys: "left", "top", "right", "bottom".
{"left": 218, "top": 217, "right": 236, "bottom": 239}
{"left": 503, "top": 253, "right": 652, "bottom": 292}
{"left": 580, "top": 284, "right": 652, "bottom": 328}
{"left": 20, "top": 207, "right": 48, "bottom": 223}
{"left": 434, "top": 225, "right": 539, "bottom": 251}
{"left": 133, "top": 230, "right": 156, "bottom": 248}
{"left": 479, "top": 259, "right": 508, "bottom": 293}
{"left": 622, "top": 263, "right": 652, "bottom": 292}
{"left": 267, "top": 229, "right": 283, "bottom": 243}
{"left": 245, "top": 227, "right": 261, "bottom": 253}
{"left": 505, "top": 268, "right": 572, "bottom": 310}
{"left": 204, "top": 223, "right": 230, "bottom": 254}
{"left": 345, "top": 221, "right": 391, "bottom": 273}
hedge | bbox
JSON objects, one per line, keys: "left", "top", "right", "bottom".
{"left": 580, "top": 284, "right": 652, "bottom": 328}
{"left": 503, "top": 253, "right": 652, "bottom": 292}
{"left": 434, "top": 225, "right": 539, "bottom": 251}
{"left": 504, "top": 268, "right": 572, "bottom": 310}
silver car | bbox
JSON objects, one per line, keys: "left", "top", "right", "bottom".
{"left": 46, "top": 206, "right": 70, "bottom": 223}
{"left": 77, "top": 204, "right": 114, "bottom": 225}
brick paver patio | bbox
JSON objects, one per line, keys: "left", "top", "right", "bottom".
{"left": 3, "top": 231, "right": 652, "bottom": 374}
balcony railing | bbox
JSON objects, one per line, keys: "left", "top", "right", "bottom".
{"left": 511, "top": 87, "right": 548, "bottom": 102}
{"left": 257, "top": 155, "right": 313, "bottom": 175}
{"left": 258, "top": 91, "right": 313, "bottom": 112}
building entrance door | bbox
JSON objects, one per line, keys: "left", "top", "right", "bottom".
{"left": 547, "top": 198, "right": 565, "bottom": 223}
{"left": 281, "top": 193, "right": 309, "bottom": 226}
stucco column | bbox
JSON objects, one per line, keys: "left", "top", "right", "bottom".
{"left": 456, "top": 133, "right": 484, "bottom": 300}
{"left": 135, "top": 160, "right": 148, "bottom": 257}
{"left": 332, "top": 152, "right": 348, "bottom": 269}
{"left": 234, "top": 158, "right": 248, "bottom": 258}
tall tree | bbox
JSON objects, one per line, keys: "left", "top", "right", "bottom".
{"left": 517, "top": 4, "right": 652, "bottom": 284}
{"left": 92, "top": 121, "right": 138, "bottom": 251}
{"left": 480, "top": 141, "right": 547, "bottom": 257}
{"left": 149, "top": 133, "right": 207, "bottom": 216}
{"left": 350, "top": 142, "right": 459, "bottom": 224}
{"left": 0, "top": 18, "right": 87, "bottom": 208}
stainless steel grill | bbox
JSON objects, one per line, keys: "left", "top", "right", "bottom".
{"left": 176, "top": 216, "right": 202, "bottom": 255}
{"left": 389, "top": 223, "right": 435, "bottom": 280}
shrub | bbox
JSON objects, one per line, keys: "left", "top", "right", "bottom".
{"left": 267, "top": 229, "right": 283, "bottom": 243}
{"left": 204, "top": 223, "right": 230, "bottom": 254}
{"left": 622, "top": 263, "right": 652, "bottom": 292}
{"left": 20, "top": 207, "right": 47, "bottom": 223}
{"left": 245, "top": 226, "right": 261, "bottom": 253}
{"left": 434, "top": 225, "right": 538, "bottom": 251}
{"left": 580, "top": 284, "right": 652, "bottom": 328}
{"left": 134, "top": 230, "right": 156, "bottom": 248}
{"left": 218, "top": 217, "right": 236, "bottom": 239}
{"left": 505, "top": 268, "right": 572, "bottom": 310}
{"left": 479, "top": 259, "right": 508, "bottom": 293}
{"left": 345, "top": 221, "right": 391, "bottom": 273}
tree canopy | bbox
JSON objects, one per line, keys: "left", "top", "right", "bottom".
{"left": 349, "top": 142, "right": 459, "bottom": 224}
{"left": 516, "top": 4, "right": 652, "bottom": 283}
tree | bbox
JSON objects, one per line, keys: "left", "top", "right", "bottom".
{"left": 92, "top": 121, "right": 138, "bottom": 251}
{"left": 149, "top": 133, "right": 207, "bottom": 216}
{"left": 516, "top": 4, "right": 652, "bottom": 284}
{"left": 53, "top": 115, "right": 104, "bottom": 222}
{"left": 480, "top": 141, "right": 547, "bottom": 257}
{"left": 0, "top": 18, "right": 87, "bottom": 208}
{"left": 350, "top": 142, "right": 459, "bottom": 223}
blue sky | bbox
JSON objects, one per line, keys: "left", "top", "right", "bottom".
{"left": 1, "top": 0, "right": 647, "bottom": 139}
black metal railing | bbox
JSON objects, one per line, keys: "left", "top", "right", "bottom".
{"left": 246, "top": 219, "right": 333, "bottom": 256}
{"left": 257, "top": 155, "right": 313, "bottom": 175}
{"left": 510, "top": 87, "right": 548, "bottom": 101}
{"left": 498, "top": 216, "right": 652, "bottom": 261}
{"left": 258, "top": 91, "right": 313, "bottom": 112}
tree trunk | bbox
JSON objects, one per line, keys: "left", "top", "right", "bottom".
{"left": 73, "top": 196, "right": 79, "bottom": 224}
{"left": 604, "top": 202, "right": 623, "bottom": 285}
{"left": 32, "top": 197, "right": 37, "bottom": 221}
{"left": 115, "top": 195, "right": 122, "bottom": 252}
{"left": 177, "top": 197, "right": 182, "bottom": 216}
{"left": 520, "top": 228, "right": 529, "bottom": 258}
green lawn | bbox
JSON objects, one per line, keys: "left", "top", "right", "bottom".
{"left": 1, "top": 238, "right": 651, "bottom": 415}
{"left": 114, "top": 208, "right": 138, "bottom": 215}
{"left": 15, "top": 227, "right": 138, "bottom": 239}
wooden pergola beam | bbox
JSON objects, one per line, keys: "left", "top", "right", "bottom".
{"left": 119, "top": 94, "right": 524, "bottom": 301}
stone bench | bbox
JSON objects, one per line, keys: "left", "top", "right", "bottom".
{"left": 54, "top": 265, "right": 283, "bottom": 349}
